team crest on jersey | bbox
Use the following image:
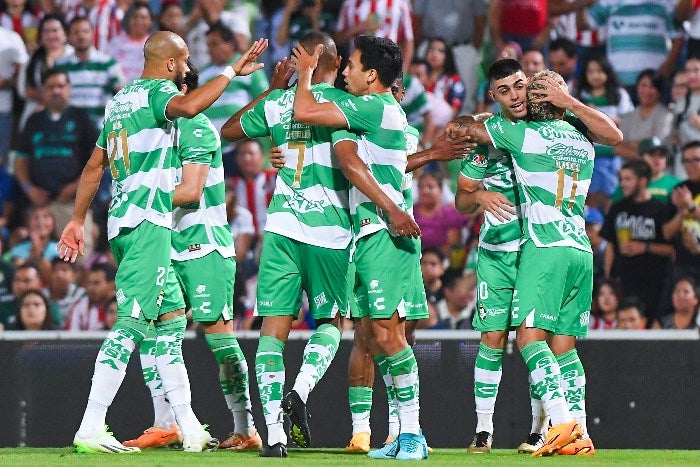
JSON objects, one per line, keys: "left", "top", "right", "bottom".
{"left": 472, "top": 153, "right": 487, "bottom": 167}
{"left": 478, "top": 303, "right": 487, "bottom": 320}
{"left": 188, "top": 244, "right": 201, "bottom": 252}
{"left": 360, "top": 218, "right": 371, "bottom": 227}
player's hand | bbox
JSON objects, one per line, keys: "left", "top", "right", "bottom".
{"left": 268, "top": 57, "right": 295, "bottom": 91}
{"left": 431, "top": 130, "right": 476, "bottom": 161}
{"left": 269, "top": 146, "right": 286, "bottom": 168}
{"left": 387, "top": 206, "right": 420, "bottom": 238}
{"left": 57, "top": 219, "right": 85, "bottom": 263}
{"left": 476, "top": 190, "right": 516, "bottom": 222}
{"left": 233, "top": 38, "right": 268, "bottom": 76}
{"left": 292, "top": 43, "right": 323, "bottom": 72}
{"left": 618, "top": 240, "right": 645, "bottom": 257}
{"left": 529, "top": 75, "right": 573, "bottom": 108}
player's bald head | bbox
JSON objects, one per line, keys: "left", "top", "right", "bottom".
{"left": 144, "top": 31, "right": 188, "bottom": 63}
{"left": 299, "top": 32, "right": 338, "bottom": 70}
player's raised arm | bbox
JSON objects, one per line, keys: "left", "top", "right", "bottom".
{"left": 291, "top": 44, "right": 347, "bottom": 127}
{"left": 166, "top": 38, "right": 268, "bottom": 119}
{"left": 447, "top": 115, "right": 492, "bottom": 146}
{"left": 406, "top": 130, "right": 474, "bottom": 173}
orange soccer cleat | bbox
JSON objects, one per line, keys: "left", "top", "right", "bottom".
{"left": 123, "top": 424, "right": 182, "bottom": 449}
{"left": 219, "top": 430, "right": 263, "bottom": 451}
{"left": 557, "top": 436, "right": 595, "bottom": 456}
{"left": 532, "top": 421, "right": 583, "bottom": 457}
{"left": 345, "top": 432, "right": 371, "bottom": 453}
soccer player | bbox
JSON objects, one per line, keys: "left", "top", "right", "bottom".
{"left": 58, "top": 31, "right": 267, "bottom": 454}
{"left": 123, "top": 63, "right": 262, "bottom": 451}
{"left": 292, "top": 36, "right": 427, "bottom": 460}
{"left": 221, "top": 32, "right": 354, "bottom": 458}
{"left": 448, "top": 61, "right": 622, "bottom": 457}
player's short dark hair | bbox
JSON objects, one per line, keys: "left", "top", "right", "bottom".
{"left": 90, "top": 262, "right": 117, "bottom": 282}
{"left": 41, "top": 68, "right": 70, "bottom": 86}
{"left": 549, "top": 38, "right": 577, "bottom": 58}
{"left": 621, "top": 159, "right": 652, "bottom": 182}
{"left": 681, "top": 140, "right": 700, "bottom": 154}
{"left": 617, "top": 296, "right": 646, "bottom": 316}
{"left": 353, "top": 35, "right": 402, "bottom": 88}
{"left": 206, "top": 20, "right": 235, "bottom": 44}
{"left": 183, "top": 58, "right": 199, "bottom": 92}
{"left": 487, "top": 59, "right": 523, "bottom": 84}
{"left": 299, "top": 31, "right": 338, "bottom": 70}
{"left": 67, "top": 15, "right": 90, "bottom": 32}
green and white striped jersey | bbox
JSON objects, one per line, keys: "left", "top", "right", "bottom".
{"left": 461, "top": 143, "right": 523, "bottom": 252}
{"left": 240, "top": 83, "right": 352, "bottom": 249}
{"left": 172, "top": 113, "right": 235, "bottom": 261}
{"left": 332, "top": 92, "right": 408, "bottom": 240}
{"left": 484, "top": 115, "right": 593, "bottom": 252}
{"left": 403, "top": 125, "right": 420, "bottom": 212}
{"left": 199, "top": 59, "right": 269, "bottom": 133}
{"left": 401, "top": 75, "right": 430, "bottom": 133}
{"left": 97, "top": 78, "right": 179, "bottom": 240}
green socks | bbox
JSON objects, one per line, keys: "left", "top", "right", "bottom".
{"left": 474, "top": 343, "right": 504, "bottom": 434}
{"left": 521, "top": 341, "right": 571, "bottom": 426}
{"left": 556, "top": 349, "right": 588, "bottom": 437}
{"left": 292, "top": 323, "right": 341, "bottom": 403}
{"left": 255, "top": 335, "right": 286, "bottom": 445}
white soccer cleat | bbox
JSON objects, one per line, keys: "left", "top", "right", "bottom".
{"left": 74, "top": 426, "right": 141, "bottom": 454}
{"left": 182, "top": 429, "right": 219, "bottom": 452}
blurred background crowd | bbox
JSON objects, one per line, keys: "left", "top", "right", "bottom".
{"left": 0, "top": 0, "right": 698, "bottom": 333}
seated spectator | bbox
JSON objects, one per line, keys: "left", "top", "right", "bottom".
{"left": 2, "top": 263, "right": 42, "bottom": 328}
{"left": 584, "top": 207, "right": 607, "bottom": 283}
{"left": 414, "top": 172, "right": 468, "bottom": 255}
{"left": 106, "top": 2, "right": 153, "bottom": 83}
{"left": 433, "top": 269, "right": 476, "bottom": 330}
{"left": 590, "top": 278, "right": 623, "bottom": 330}
{"left": 103, "top": 296, "right": 117, "bottom": 330}
{"left": 419, "top": 246, "right": 446, "bottom": 323}
{"left": 617, "top": 69, "right": 673, "bottom": 161}
{"left": 409, "top": 59, "right": 443, "bottom": 146}
{"left": 616, "top": 296, "right": 648, "bottom": 330}
{"left": 46, "top": 258, "right": 85, "bottom": 327}
{"left": 9, "top": 289, "right": 56, "bottom": 331}
{"left": 65, "top": 262, "right": 116, "bottom": 331}
{"left": 425, "top": 38, "right": 465, "bottom": 121}
{"left": 654, "top": 277, "right": 699, "bottom": 329}
{"left": 7, "top": 205, "right": 59, "bottom": 283}
{"left": 673, "top": 56, "right": 700, "bottom": 149}
{"left": 612, "top": 138, "right": 680, "bottom": 204}
{"left": 548, "top": 38, "right": 578, "bottom": 93}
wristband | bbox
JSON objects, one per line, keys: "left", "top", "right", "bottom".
{"left": 220, "top": 66, "right": 237, "bottom": 81}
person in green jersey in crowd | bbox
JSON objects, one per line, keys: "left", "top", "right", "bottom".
{"left": 58, "top": 31, "right": 268, "bottom": 454}
{"left": 122, "top": 62, "right": 264, "bottom": 452}
{"left": 449, "top": 60, "right": 622, "bottom": 457}
{"left": 292, "top": 36, "right": 428, "bottom": 461}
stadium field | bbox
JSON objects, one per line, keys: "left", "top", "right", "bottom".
{"left": 0, "top": 448, "right": 696, "bottom": 466}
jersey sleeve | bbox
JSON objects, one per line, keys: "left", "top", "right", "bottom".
{"left": 334, "top": 94, "right": 382, "bottom": 132}
{"left": 460, "top": 144, "right": 489, "bottom": 180}
{"left": 178, "top": 116, "right": 218, "bottom": 165}
{"left": 331, "top": 128, "right": 359, "bottom": 146}
{"left": 240, "top": 93, "right": 272, "bottom": 138}
{"left": 483, "top": 115, "right": 525, "bottom": 154}
{"left": 96, "top": 124, "right": 107, "bottom": 149}
{"left": 150, "top": 79, "right": 180, "bottom": 125}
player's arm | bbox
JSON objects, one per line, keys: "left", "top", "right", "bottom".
{"left": 167, "top": 39, "right": 268, "bottom": 119}
{"left": 221, "top": 57, "right": 295, "bottom": 141}
{"left": 530, "top": 75, "right": 623, "bottom": 146}
{"left": 604, "top": 242, "right": 614, "bottom": 278}
{"left": 455, "top": 175, "right": 515, "bottom": 219}
{"left": 174, "top": 163, "right": 209, "bottom": 206}
{"left": 334, "top": 137, "right": 420, "bottom": 238}
{"left": 446, "top": 114, "right": 492, "bottom": 146}
{"left": 406, "top": 130, "right": 474, "bottom": 172}
{"left": 58, "top": 146, "right": 108, "bottom": 262}
{"left": 291, "top": 44, "right": 348, "bottom": 127}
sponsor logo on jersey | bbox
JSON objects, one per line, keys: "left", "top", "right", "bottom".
{"left": 188, "top": 244, "right": 202, "bottom": 252}
{"left": 116, "top": 288, "right": 127, "bottom": 305}
{"left": 478, "top": 303, "right": 487, "bottom": 320}
{"left": 282, "top": 192, "right": 325, "bottom": 214}
{"left": 360, "top": 218, "right": 371, "bottom": 227}
{"left": 314, "top": 292, "right": 327, "bottom": 308}
{"left": 580, "top": 310, "right": 590, "bottom": 327}
{"left": 258, "top": 300, "right": 274, "bottom": 307}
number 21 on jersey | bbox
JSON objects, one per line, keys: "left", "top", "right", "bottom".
{"left": 106, "top": 128, "right": 130, "bottom": 179}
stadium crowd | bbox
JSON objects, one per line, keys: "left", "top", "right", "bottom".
{"left": 0, "top": 0, "right": 698, "bottom": 334}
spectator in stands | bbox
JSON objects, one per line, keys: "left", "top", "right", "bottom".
{"left": 7, "top": 205, "right": 59, "bottom": 283}
{"left": 548, "top": 38, "right": 578, "bottom": 93}
{"left": 17, "top": 14, "right": 73, "bottom": 130}
{"left": 616, "top": 297, "right": 648, "bottom": 330}
{"left": 184, "top": 0, "right": 251, "bottom": 69}
{"left": 654, "top": 277, "right": 699, "bottom": 329}
{"left": 420, "top": 246, "right": 446, "bottom": 323}
{"left": 229, "top": 138, "right": 276, "bottom": 241}
{"left": 334, "top": 0, "right": 414, "bottom": 72}
{"left": 414, "top": 172, "right": 468, "bottom": 255}
{"left": 663, "top": 141, "right": 700, "bottom": 289}
{"left": 602, "top": 160, "right": 675, "bottom": 324}
{"left": 488, "top": 0, "right": 549, "bottom": 52}
{"left": 103, "top": 296, "right": 117, "bottom": 330}
{"left": 577, "top": 54, "right": 634, "bottom": 211}
{"left": 0, "top": 0, "right": 40, "bottom": 51}
{"left": 400, "top": 65, "right": 432, "bottom": 148}
{"left": 584, "top": 206, "right": 607, "bottom": 283}
{"left": 65, "top": 262, "right": 116, "bottom": 331}
{"left": 674, "top": 57, "right": 700, "bottom": 153}
{"left": 256, "top": 0, "right": 290, "bottom": 78}
{"left": 226, "top": 188, "right": 254, "bottom": 262}
{"left": 0, "top": 237, "right": 14, "bottom": 330}
{"left": 433, "top": 269, "right": 476, "bottom": 330}
{"left": 590, "top": 278, "right": 623, "bottom": 330}
{"left": 106, "top": 2, "right": 153, "bottom": 83}
{"left": 64, "top": 0, "right": 125, "bottom": 52}
{"left": 520, "top": 48, "right": 546, "bottom": 79}
{"left": 200, "top": 22, "right": 268, "bottom": 167}
{"left": 0, "top": 25, "right": 28, "bottom": 163}
{"left": 277, "top": 0, "right": 336, "bottom": 51}
{"left": 412, "top": 0, "right": 486, "bottom": 114}
{"left": 617, "top": 70, "right": 673, "bottom": 161}
{"left": 1, "top": 262, "right": 41, "bottom": 328}
{"left": 55, "top": 16, "right": 125, "bottom": 126}
{"left": 46, "top": 258, "right": 85, "bottom": 328}
{"left": 675, "top": 0, "right": 700, "bottom": 59}
{"left": 425, "top": 38, "right": 465, "bottom": 121}
{"left": 10, "top": 289, "right": 56, "bottom": 330}
{"left": 158, "top": 0, "right": 184, "bottom": 34}
{"left": 410, "top": 59, "right": 449, "bottom": 146}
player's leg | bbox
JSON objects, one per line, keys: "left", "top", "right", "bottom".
{"left": 74, "top": 223, "right": 168, "bottom": 454}
{"left": 284, "top": 243, "right": 348, "bottom": 448}
{"left": 516, "top": 376, "right": 547, "bottom": 454}
{"left": 254, "top": 233, "right": 302, "bottom": 457}
{"left": 346, "top": 315, "right": 374, "bottom": 453}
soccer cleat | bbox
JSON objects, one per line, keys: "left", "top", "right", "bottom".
{"left": 395, "top": 432, "right": 429, "bottom": 460}
{"left": 368, "top": 435, "right": 400, "bottom": 459}
{"left": 557, "top": 437, "right": 595, "bottom": 456}
{"left": 532, "top": 421, "right": 583, "bottom": 457}
{"left": 74, "top": 426, "right": 141, "bottom": 454}
{"left": 123, "top": 424, "right": 182, "bottom": 449}
{"left": 182, "top": 428, "right": 219, "bottom": 452}
{"left": 517, "top": 432, "right": 544, "bottom": 454}
{"left": 259, "top": 442, "right": 288, "bottom": 457}
{"left": 219, "top": 429, "right": 263, "bottom": 450}
{"left": 345, "top": 431, "right": 371, "bottom": 453}
{"left": 467, "top": 431, "right": 492, "bottom": 454}
{"left": 282, "top": 390, "right": 311, "bottom": 448}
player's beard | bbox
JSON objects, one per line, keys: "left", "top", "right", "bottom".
{"left": 173, "top": 70, "right": 186, "bottom": 91}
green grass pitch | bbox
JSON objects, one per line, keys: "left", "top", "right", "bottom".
{"left": 0, "top": 448, "right": 697, "bottom": 466}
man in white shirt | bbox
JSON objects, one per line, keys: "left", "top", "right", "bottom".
{"left": 0, "top": 26, "right": 28, "bottom": 161}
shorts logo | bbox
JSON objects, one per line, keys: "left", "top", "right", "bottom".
{"left": 541, "top": 313, "right": 556, "bottom": 321}
{"left": 194, "top": 285, "right": 210, "bottom": 299}
{"left": 478, "top": 303, "right": 486, "bottom": 320}
{"left": 259, "top": 300, "right": 274, "bottom": 307}
{"left": 580, "top": 310, "right": 590, "bottom": 327}
{"left": 196, "top": 284, "right": 206, "bottom": 294}
{"left": 156, "top": 290, "right": 164, "bottom": 308}
{"left": 188, "top": 244, "right": 201, "bottom": 252}
{"left": 116, "top": 289, "right": 127, "bottom": 305}
{"left": 370, "top": 280, "right": 379, "bottom": 289}
{"left": 314, "top": 292, "right": 327, "bottom": 308}
{"left": 373, "top": 297, "right": 385, "bottom": 311}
